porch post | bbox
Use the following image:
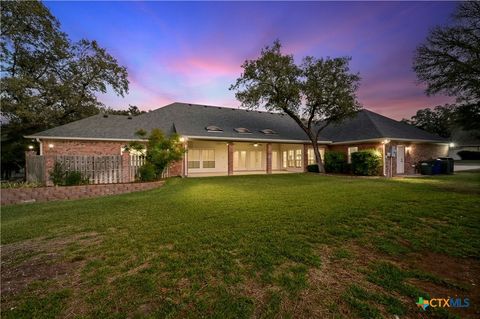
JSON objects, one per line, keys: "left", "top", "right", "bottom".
{"left": 303, "top": 143, "right": 309, "bottom": 172}
{"left": 266, "top": 143, "right": 272, "bottom": 174}
{"left": 227, "top": 143, "right": 234, "bottom": 176}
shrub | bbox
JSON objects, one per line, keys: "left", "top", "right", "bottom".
{"left": 324, "top": 151, "right": 347, "bottom": 173}
{"left": 351, "top": 150, "right": 382, "bottom": 176}
{"left": 50, "top": 162, "right": 66, "bottom": 186}
{"left": 307, "top": 164, "right": 320, "bottom": 173}
{"left": 138, "top": 163, "right": 158, "bottom": 181}
{"left": 64, "top": 171, "right": 89, "bottom": 186}
{"left": 50, "top": 161, "right": 89, "bottom": 186}
{"left": 457, "top": 150, "right": 480, "bottom": 160}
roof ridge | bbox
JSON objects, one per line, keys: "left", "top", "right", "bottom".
{"left": 165, "top": 102, "right": 287, "bottom": 117}
{"left": 361, "top": 109, "right": 385, "bottom": 137}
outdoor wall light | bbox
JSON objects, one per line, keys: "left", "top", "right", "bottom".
{"left": 253, "top": 143, "right": 259, "bottom": 147}
{"left": 28, "top": 145, "right": 34, "bottom": 150}
{"left": 449, "top": 142, "right": 455, "bottom": 147}
{"left": 382, "top": 139, "right": 391, "bottom": 144}
{"left": 179, "top": 137, "right": 186, "bottom": 143}
{"left": 48, "top": 143, "right": 54, "bottom": 148}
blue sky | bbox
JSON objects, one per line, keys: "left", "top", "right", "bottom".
{"left": 45, "top": 1, "right": 457, "bottom": 119}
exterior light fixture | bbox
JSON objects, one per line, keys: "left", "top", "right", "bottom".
{"left": 179, "top": 137, "right": 186, "bottom": 143}
{"left": 48, "top": 143, "right": 54, "bottom": 148}
{"left": 28, "top": 145, "right": 34, "bottom": 150}
{"left": 382, "top": 139, "right": 390, "bottom": 144}
{"left": 449, "top": 142, "right": 455, "bottom": 148}
{"left": 253, "top": 143, "right": 259, "bottom": 147}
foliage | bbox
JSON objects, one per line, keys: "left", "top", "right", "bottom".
{"left": 0, "top": 0, "right": 129, "bottom": 179}
{"left": 128, "top": 129, "right": 185, "bottom": 179}
{"left": 402, "top": 103, "right": 480, "bottom": 138}
{"left": 306, "top": 164, "right": 320, "bottom": 173}
{"left": 230, "top": 40, "right": 361, "bottom": 172}
{"left": 138, "top": 162, "right": 158, "bottom": 181}
{"left": 64, "top": 171, "right": 89, "bottom": 186}
{"left": 106, "top": 105, "right": 146, "bottom": 116}
{"left": 0, "top": 181, "right": 42, "bottom": 189}
{"left": 324, "top": 151, "right": 347, "bottom": 173}
{"left": 413, "top": 1, "right": 480, "bottom": 104}
{"left": 351, "top": 150, "right": 382, "bottom": 176}
{"left": 49, "top": 161, "right": 89, "bottom": 186}
{"left": 457, "top": 150, "right": 480, "bottom": 160}
{"left": 49, "top": 162, "right": 66, "bottom": 186}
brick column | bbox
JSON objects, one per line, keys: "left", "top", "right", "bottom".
{"left": 227, "top": 143, "right": 234, "bottom": 176}
{"left": 303, "top": 144, "right": 309, "bottom": 172}
{"left": 266, "top": 143, "right": 272, "bottom": 174}
{"left": 121, "top": 150, "right": 131, "bottom": 182}
{"left": 44, "top": 155, "right": 56, "bottom": 186}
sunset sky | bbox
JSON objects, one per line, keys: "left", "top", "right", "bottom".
{"left": 45, "top": 1, "right": 457, "bottom": 120}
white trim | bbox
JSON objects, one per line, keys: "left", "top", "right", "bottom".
{"left": 331, "top": 138, "right": 448, "bottom": 145}
{"left": 24, "top": 135, "right": 145, "bottom": 142}
{"left": 186, "top": 135, "right": 331, "bottom": 144}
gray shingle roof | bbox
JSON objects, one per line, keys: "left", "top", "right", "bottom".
{"left": 26, "top": 102, "right": 447, "bottom": 143}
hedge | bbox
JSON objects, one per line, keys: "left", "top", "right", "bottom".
{"left": 351, "top": 150, "right": 382, "bottom": 176}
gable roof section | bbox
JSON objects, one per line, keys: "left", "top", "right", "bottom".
{"left": 322, "top": 109, "right": 447, "bottom": 143}
{"left": 26, "top": 103, "right": 447, "bottom": 144}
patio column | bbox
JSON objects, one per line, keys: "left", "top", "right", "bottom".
{"left": 266, "top": 143, "right": 272, "bottom": 174}
{"left": 303, "top": 143, "right": 309, "bottom": 172}
{"left": 227, "top": 143, "right": 234, "bottom": 175}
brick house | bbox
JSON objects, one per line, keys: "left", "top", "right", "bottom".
{"left": 26, "top": 102, "right": 449, "bottom": 178}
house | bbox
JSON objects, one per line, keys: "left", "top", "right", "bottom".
{"left": 25, "top": 102, "right": 449, "bottom": 179}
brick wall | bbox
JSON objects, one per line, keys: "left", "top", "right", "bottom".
{"left": 41, "top": 139, "right": 126, "bottom": 156}
{"left": 1, "top": 181, "right": 164, "bottom": 206}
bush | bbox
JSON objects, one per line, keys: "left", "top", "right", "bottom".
{"left": 64, "top": 171, "right": 89, "bottom": 186}
{"left": 457, "top": 150, "right": 480, "bottom": 160}
{"left": 50, "top": 162, "right": 66, "bottom": 186}
{"left": 351, "top": 150, "right": 382, "bottom": 176}
{"left": 50, "top": 161, "right": 89, "bottom": 186}
{"left": 307, "top": 164, "right": 320, "bottom": 173}
{"left": 324, "top": 152, "right": 347, "bottom": 173}
{"left": 138, "top": 163, "right": 158, "bottom": 181}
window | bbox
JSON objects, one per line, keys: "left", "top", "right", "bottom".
{"left": 347, "top": 146, "right": 358, "bottom": 164}
{"left": 260, "top": 129, "right": 277, "bottom": 134}
{"left": 188, "top": 149, "right": 201, "bottom": 169}
{"left": 188, "top": 149, "right": 215, "bottom": 169}
{"left": 307, "top": 148, "right": 325, "bottom": 165}
{"left": 205, "top": 125, "right": 223, "bottom": 132}
{"left": 234, "top": 127, "right": 252, "bottom": 134}
{"left": 282, "top": 151, "right": 287, "bottom": 168}
{"left": 295, "top": 149, "right": 302, "bottom": 168}
{"left": 202, "top": 149, "right": 215, "bottom": 168}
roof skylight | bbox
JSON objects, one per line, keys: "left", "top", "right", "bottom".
{"left": 205, "top": 125, "right": 223, "bottom": 132}
{"left": 234, "top": 127, "right": 252, "bottom": 134}
{"left": 260, "top": 129, "right": 277, "bottom": 134}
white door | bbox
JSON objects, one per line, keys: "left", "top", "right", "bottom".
{"left": 396, "top": 145, "right": 405, "bottom": 174}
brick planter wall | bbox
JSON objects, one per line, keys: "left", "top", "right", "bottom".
{"left": 1, "top": 181, "right": 164, "bottom": 206}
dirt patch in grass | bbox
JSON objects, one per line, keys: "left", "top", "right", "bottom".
{"left": 404, "top": 251, "right": 480, "bottom": 318}
{"left": 1, "top": 232, "right": 101, "bottom": 297}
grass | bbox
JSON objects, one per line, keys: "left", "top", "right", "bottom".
{"left": 1, "top": 172, "right": 479, "bottom": 318}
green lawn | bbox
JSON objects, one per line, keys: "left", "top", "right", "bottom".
{"left": 1, "top": 172, "right": 479, "bottom": 318}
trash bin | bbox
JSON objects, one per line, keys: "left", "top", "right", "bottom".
{"left": 420, "top": 162, "right": 433, "bottom": 175}
{"left": 432, "top": 159, "right": 443, "bottom": 174}
{"left": 438, "top": 157, "right": 454, "bottom": 174}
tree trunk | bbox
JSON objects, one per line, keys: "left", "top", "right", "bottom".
{"left": 309, "top": 137, "right": 325, "bottom": 173}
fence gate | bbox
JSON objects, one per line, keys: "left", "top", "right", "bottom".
{"left": 26, "top": 155, "right": 45, "bottom": 184}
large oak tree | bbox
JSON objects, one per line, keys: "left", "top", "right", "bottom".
{"left": 230, "top": 40, "right": 361, "bottom": 172}
{"left": 0, "top": 1, "right": 129, "bottom": 178}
